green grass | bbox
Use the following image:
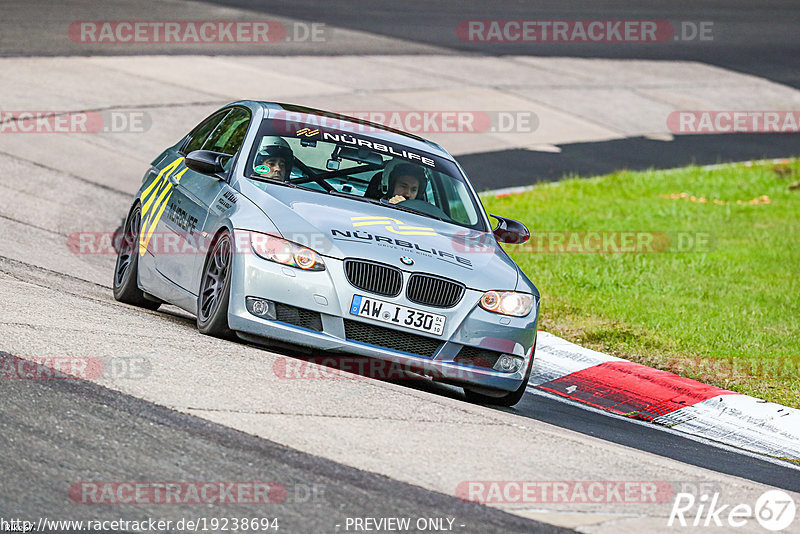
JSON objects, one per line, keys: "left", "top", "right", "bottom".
{"left": 481, "top": 159, "right": 800, "bottom": 408}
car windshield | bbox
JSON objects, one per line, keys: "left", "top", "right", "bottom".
{"left": 245, "top": 120, "right": 487, "bottom": 231}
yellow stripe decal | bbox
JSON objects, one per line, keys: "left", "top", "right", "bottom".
{"left": 142, "top": 157, "right": 183, "bottom": 215}
{"left": 138, "top": 157, "right": 184, "bottom": 256}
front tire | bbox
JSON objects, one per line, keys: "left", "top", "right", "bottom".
{"left": 197, "top": 230, "right": 235, "bottom": 338}
{"left": 113, "top": 203, "right": 161, "bottom": 310}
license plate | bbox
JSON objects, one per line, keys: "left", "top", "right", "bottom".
{"left": 349, "top": 295, "right": 446, "bottom": 336}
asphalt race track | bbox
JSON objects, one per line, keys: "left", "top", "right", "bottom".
{"left": 0, "top": 356, "right": 564, "bottom": 533}
{"left": 460, "top": 132, "right": 800, "bottom": 189}
{"left": 3, "top": 1, "right": 800, "bottom": 181}
{"left": 207, "top": 0, "right": 800, "bottom": 88}
{"left": 1, "top": 1, "right": 799, "bottom": 533}
{"left": 205, "top": 0, "right": 800, "bottom": 182}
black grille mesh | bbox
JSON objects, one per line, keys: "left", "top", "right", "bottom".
{"left": 275, "top": 303, "right": 323, "bottom": 332}
{"left": 344, "top": 259, "right": 402, "bottom": 297}
{"left": 406, "top": 274, "right": 465, "bottom": 308}
{"left": 454, "top": 345, "right": 502, "bottom": 370}
{"left": 344, "top": 319, "right": 441, "bottom": 357}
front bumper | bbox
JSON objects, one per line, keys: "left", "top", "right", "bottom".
{"left": 227, "top": 251, "right": 538, "bottom": 392}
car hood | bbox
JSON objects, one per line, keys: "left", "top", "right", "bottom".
{"left": 248, "top": 184, "right": 520, "bottom": 291}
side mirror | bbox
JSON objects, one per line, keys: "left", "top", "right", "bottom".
{"left": 491, "top": 214, "right": 530, "bottom": 244}
{"left": 185, "top": 150, "right": 228, "bottom": 176}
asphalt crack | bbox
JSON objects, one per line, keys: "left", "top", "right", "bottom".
{"left": 0, "top": 213, "right": 67, "bottom": 237}
{"left": 0, "top": 148, "right": 130, "bottom": 196}
{"left": 183, "top": 406, "right": 507, "bottom": 424}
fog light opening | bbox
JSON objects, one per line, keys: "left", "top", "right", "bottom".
{"left": 494, "top": 354, "right": 524, "bottom": 373}
{"left": 246, "top": 296, "right": 276, "bottom": 319}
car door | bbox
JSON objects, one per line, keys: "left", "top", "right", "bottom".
{"left": 158, "top": 106, "right": 252, "bottom": 292}
{"left": 142, "top": 110, "right": 228, "bottom": 288}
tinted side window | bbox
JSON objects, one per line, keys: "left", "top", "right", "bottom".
{"left": 182, "top": 110, "right": 229, "bottom": 155}
{"left": 202, "top": 107, "right": 252, "bottom": 156}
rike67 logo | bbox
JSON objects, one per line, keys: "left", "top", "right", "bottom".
{"left": 669, "top": 489, "right": 796, "bottom": 531}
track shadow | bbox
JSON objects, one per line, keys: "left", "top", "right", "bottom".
{"left": 459, "top": 133, "right": 800, "bottom": 191}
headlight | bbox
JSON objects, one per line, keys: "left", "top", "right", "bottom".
{"left": 250, "top": 232, "right": 325, "bottom": 271}
{"left": 479, "top": 291, "right": 535, "bottom": 317}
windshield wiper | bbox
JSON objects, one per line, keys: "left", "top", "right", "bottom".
{"left": 325, "top": 189, "right": 383, "bottom": 205}
{"left": 381, "top": 201, "right": 448, "bottom": 223}
{"left": 247, "top": 175, "right": 303, "bottom": 189}
{"left": 324, "top": 189, "right": 449, "bottom": 223}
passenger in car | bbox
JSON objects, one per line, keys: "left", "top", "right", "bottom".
{"left": 383, "top": 163, "right": 427, "bottom": 204}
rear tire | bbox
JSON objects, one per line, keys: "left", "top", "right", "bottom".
{"left": 113, "top": 203, "right": 161, "bottom": 310}
{"left": 197, "top": 230, "right": 235, "bottom": 339}
{"left": 464, "top": 337, "right": 536, "bottom": 407}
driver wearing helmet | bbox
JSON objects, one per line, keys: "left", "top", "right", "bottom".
{"left": 254, "top": 136, "right": 293, "bottom": 181}
{"left": 383, "top": 163, "right": 427, "bottom": 205}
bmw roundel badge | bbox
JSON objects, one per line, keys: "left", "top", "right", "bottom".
{"left": 400, "top": 256, "right": 414, "bottom": 266}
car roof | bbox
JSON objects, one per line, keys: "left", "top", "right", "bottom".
{"left": 231, "top": 100, "right": 453, "bottom": 160}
